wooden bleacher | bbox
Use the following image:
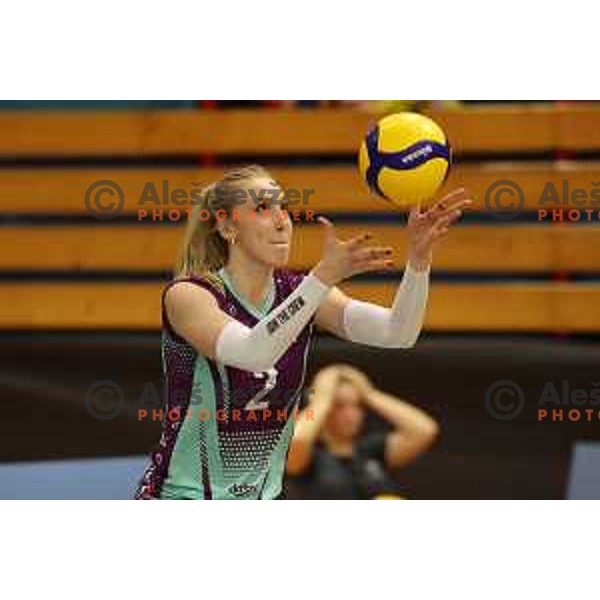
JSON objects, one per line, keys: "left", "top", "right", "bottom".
{"left": 0, "top": 104, "right": 600, "bottom": 157}
{"left": 0, "top": 223, "right": 599, "bottom": 274}
{"left": 1, "top": 103, "right": 600, "bottom": 333}
{"left": 1, "top": 162, "right": 600, "bottom": 213}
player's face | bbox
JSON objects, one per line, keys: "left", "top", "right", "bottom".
{"left": 327, "top": 382, "right": 365, "bottom": 440}
{"left": 232, "top": 178, "right": 292, "bottom": 268}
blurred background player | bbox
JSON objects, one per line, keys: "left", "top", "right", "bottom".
{"left": 286, "top": 363, "right": 439, "bottom": 499}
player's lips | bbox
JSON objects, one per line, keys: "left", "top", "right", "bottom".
{"left": 270, "top": 241, "right": 289, "bottom": 246}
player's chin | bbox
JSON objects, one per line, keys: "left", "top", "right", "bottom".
{"left": 264, "top": 245, "right": 290, "bottom": 268}
{"left": 346, "top": 422, "right": 364, "bottom": 439}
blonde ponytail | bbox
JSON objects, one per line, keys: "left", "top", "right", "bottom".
{"left": 174, "top": 164, "right": 272, "bottom": 281}
{"left": 175, "top": 183, "right": 226, "bottom": 278}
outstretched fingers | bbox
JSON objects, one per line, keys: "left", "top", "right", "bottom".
{"left": 344, "top": 231, "right": 373, "bottom": 249}
{"left": 426, "top": 189, "right": 473, "bottom": 220}
{"left": 350, "top": 246, "right": 395, "bottom": 274}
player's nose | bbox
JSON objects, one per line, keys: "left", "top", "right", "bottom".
{"left": 272, "top": 206, "right": 289, "bottom": 230}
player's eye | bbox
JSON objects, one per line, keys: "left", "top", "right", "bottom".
{"left": 280, "top": 201, "right": 289, "bottom": 211}
{"left": 255, "top": 202, "right": 268, "bottom": 213}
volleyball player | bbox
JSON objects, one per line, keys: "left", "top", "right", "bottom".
{"left": 286, "top": 363, "right": 439, "bottom": 499}
{"left": 134, "top": 165, "right": 471, "bottom": 499}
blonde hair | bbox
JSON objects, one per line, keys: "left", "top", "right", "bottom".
{"left": 175, "top": 164, "right": 273, "bottom": 281}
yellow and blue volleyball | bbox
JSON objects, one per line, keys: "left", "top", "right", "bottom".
{"left": 358, "top": 112, "right": 451, "bottom": 207}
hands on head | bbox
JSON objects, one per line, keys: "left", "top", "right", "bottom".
{"left": 310, "top": 363, "right": 374, "bottom": 408}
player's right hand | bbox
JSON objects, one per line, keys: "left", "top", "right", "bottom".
{"left": 311, "top": 216, "right": 394, "bottom": 287}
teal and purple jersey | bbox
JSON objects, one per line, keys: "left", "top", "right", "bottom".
{"left": 134, "top": 267, "right": 314, "bottom": 500}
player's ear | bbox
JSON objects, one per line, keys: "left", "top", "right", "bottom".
{"left": 215, "top": 219, "right": 238, "bottom": 244}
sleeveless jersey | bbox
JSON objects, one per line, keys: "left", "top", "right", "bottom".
{"left": 134, "top": 267, "right": 314, "bottom": 500}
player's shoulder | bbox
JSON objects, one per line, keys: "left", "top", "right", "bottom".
{"left": 162, "top": 271, "right": 227, "bottom": 306}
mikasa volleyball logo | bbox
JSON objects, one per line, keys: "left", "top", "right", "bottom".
{"left": 401, "top": 143, "right": 434, "bottom": 165}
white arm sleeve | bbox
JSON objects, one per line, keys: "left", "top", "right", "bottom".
{"left": 215, "top": 273, "right": 330, "bottom": 372}
{"left": 342, "top": 263, "right": 430, "bottom": 348}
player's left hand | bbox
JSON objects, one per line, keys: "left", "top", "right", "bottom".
{"left": 406, "top": 188, "right": 473, "bottom": 271}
